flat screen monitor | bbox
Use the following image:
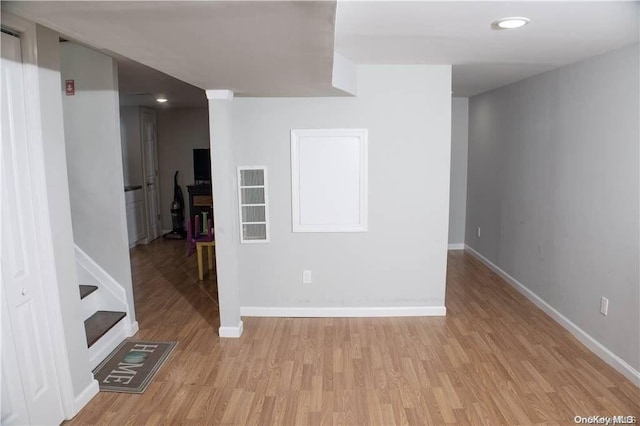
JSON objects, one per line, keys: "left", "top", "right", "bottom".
{"left": 193, "top": 148, "right": 211, "bottom": 183}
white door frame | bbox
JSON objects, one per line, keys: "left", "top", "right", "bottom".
{"left": 2, "top": 29, "right": 66, "bottom": 424}
{"left": 2, "top": 13, "right": 97, "bottom": 419}
{"left": 140, "top": 107, "right": 161, "bottom": 242}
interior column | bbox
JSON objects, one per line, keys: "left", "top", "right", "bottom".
{"left": 206, "top": 90, "right": 243, "bottom": 338}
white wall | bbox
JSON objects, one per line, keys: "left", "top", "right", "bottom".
{"left": 466, "top": 44, "right": 639, "bottom": 378}
{"left": 208, "top": 95, "right": 242, "bottom": 333}
{"left": 60, "top": 42, "right": 136, "bottom": 321}
{"left": 120, "top": 106, "right": 143, "bottom": 187}
{"left": 226, "top": 65, "right": 452, "bottom": 312}
{"left": 449, "top": 97, "right": 468, "bottom": 247}
{"left": 156, "top": 107, "right": 210, "bottom": 230}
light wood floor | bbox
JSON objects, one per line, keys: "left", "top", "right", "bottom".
{"left": 68, "top": 240, "right": 640, "bottom": 425}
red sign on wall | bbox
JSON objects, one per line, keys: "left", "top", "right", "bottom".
{"left": 65, "top": 79, "right": 75, "bottom": 96}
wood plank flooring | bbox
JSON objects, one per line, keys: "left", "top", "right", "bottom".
{"left": 68, "top": 240, "right": 640, "bottom": 425}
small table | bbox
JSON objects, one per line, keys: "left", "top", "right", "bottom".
{"left": 196, "top": 240, "right": 215, "bottom": 280}
{"left": 187, "top": 184, "right": 213, "bottom": 226}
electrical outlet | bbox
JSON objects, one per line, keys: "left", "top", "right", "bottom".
{"left": 303, "top": 270, "right": 312, "bottom": 284}
{"left": 477, "top": 226, "right": 481, "bottom": 238}
{"left": 600, "top": 297, "right": 609, "bottom": 316}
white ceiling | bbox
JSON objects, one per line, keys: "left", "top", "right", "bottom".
{"left": 116, "top": 56, "right": 207, "bottom": 108}
{"left": 5, "top": 1, "right": 640, "bottom": 99}
{"left": 336, "top": 1, "right": 639, "bottom": 96}
{"left": 5, "top": 1, "right": 340, "bottom": 97}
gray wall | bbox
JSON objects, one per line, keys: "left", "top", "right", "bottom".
{"left": 60, "top": 42, "right": 136, "bottom": 320}
{"left": 230, "top": 65, "right": 452, "bottom": 309}
{"left": 208, "top": 97, "right": 242, "bottom": 330}
{"left": 449, "top": 97, "right": 468, "bottom": 246}
{"left": 466, "top": 44, "right": 639, "bottom": 371}
{"left": 120, "top": 106, "right": 143, "bottom": 187}
{"left": 156, "top": 107, "right": 210, "bottom": 230}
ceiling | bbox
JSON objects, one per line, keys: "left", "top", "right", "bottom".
{"left": 4, "top": 1, "right": 640, "bottom": 100}
{"left": 5, "top": 1, "right": 340, "bottom": 98}
{"left": 116, "top": 56, "right": 207, "bottom": 108}
{"left": 336, "top": 1, "right": 639, "bottom": 96}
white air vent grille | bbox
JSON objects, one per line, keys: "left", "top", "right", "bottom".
{"left": 238, "top": 166, "right": 270, "bottom": 243}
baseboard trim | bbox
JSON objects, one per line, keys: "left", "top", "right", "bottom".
{"left": 448, "top": 243, "right": 465, "bottom": 250}
{"left": 240, "top": 306, "right": 446, "bottom": 318}
{"left": 126, "top": 320, "right": 139, "bottom": 337}
{"left": 464, "top": 244, "right": 640, "bottom": 387}
{"left": 219, "top": 320, "right": 244, "bottom": 338}
{"left": 68, "top": 379, "right": 99, "bottom": 419}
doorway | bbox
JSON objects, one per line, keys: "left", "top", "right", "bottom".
{"left": 1, "top": 30, "right": 65, "bottom": 426}
{"left": 141, "top": 107, "right": 162, "bottom": 242}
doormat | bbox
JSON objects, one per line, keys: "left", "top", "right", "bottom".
{"left": 93, "top": 340, "right": 177, "bottom": 394}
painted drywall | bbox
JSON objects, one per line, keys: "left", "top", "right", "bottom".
{"left": 156, "top": 107, "right": 210, "bottom": 230}
{"left": 449, "top": 97, "right": 468, "bottom": 246}
{"left": 228, "top": 65, "right": 451, "bottom": 310}
{"left": 208, "top": 95, "right": 243, "bottom": 332}
{"left": 60, "top": 42, "right": 136, "bottom": 322}
{"left": 21, "top": 24, "right": 95, "bottom": 409}
{"left": 120, "top": 106, "right": 143, "bottom": 187}
{"left": 466, "top": 44, "right": 639, "bottom": 372}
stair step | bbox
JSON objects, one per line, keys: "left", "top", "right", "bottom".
{"left": 79, "top": 285, "right": 99, "bottom": 299}
{"left": 84, "top": 311, "right": 126, "bottom": 348}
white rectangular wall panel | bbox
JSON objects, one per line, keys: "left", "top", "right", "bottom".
{"left": 291, "top": 129, "right": 368, "bottom": 232}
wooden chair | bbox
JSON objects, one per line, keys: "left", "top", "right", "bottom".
{"left": 186, "top": 216, "right": 215, "bottom": 280}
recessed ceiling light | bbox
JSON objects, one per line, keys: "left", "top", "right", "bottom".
{"left": 492, "top": 17, "right": 530, "bottom": 30}
{"left": 156, "top": 97, "right": 168, "bottom": 103}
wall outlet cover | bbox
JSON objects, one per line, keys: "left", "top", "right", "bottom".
{"left": 600, "top": 297, "right": 609, "bottom": 316}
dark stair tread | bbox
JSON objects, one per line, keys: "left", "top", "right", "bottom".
{"left": 84, "top": 311, "right": 126, "bottom": 348}
{"left": 79, "top": 285, "right": 99, "bottom": 299}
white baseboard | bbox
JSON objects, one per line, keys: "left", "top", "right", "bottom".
{"left": 68, "top": 379, "right": 99, "bottom": 419}
{"left": 240, "top": 306, "right": 446, "bottom": 318}
{"left": 219, "top": 320, "right": 244, "bottom": 338}
{"left": 126, "top": 320, "right": 139, "bottom": 337}
{"left": 464, "top": 244, "right": 640, "bottom": 387}
{"left": 448, "top": 243, "right": 465, "bottom": 250}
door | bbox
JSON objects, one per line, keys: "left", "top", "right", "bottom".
{"left": 141, "top": 108, "right": 161, "bottom": 241}
{"left": 1, "top": 32, "right": 65, "bottom": 425}
{"left": 1, "top": 291, "right": 29, "bottom": 425}
{"left": 125, "top": 189, "right": 146, "bottom": 246}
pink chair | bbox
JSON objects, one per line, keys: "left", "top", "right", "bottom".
{"left": 186, "top": 215, "right": 213, "bottom": 257}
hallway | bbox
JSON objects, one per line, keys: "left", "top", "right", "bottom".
{"left": 131, "top": 239, "right": 219, "bottom": 332}
{"left": 68, "top": 243, "right": 640, "bottom": 424}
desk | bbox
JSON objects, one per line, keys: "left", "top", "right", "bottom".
{"left": 187, "top": 184, "right": 213, "bottom": 225}
{"left": 196, "top": 240, "right": 215, "bottom": 280}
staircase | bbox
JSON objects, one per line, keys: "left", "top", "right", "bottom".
{"left": 80, "top": 284, "right": 126, "bottom": 347}
{"left": 84, "top": 311, "right": 126, "bottom": 347}
{"left": 78, "top": 283, "right": 129, "bottom": 369}
{"left": 76, "top": 246, "right": 138, "bottom": 370}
